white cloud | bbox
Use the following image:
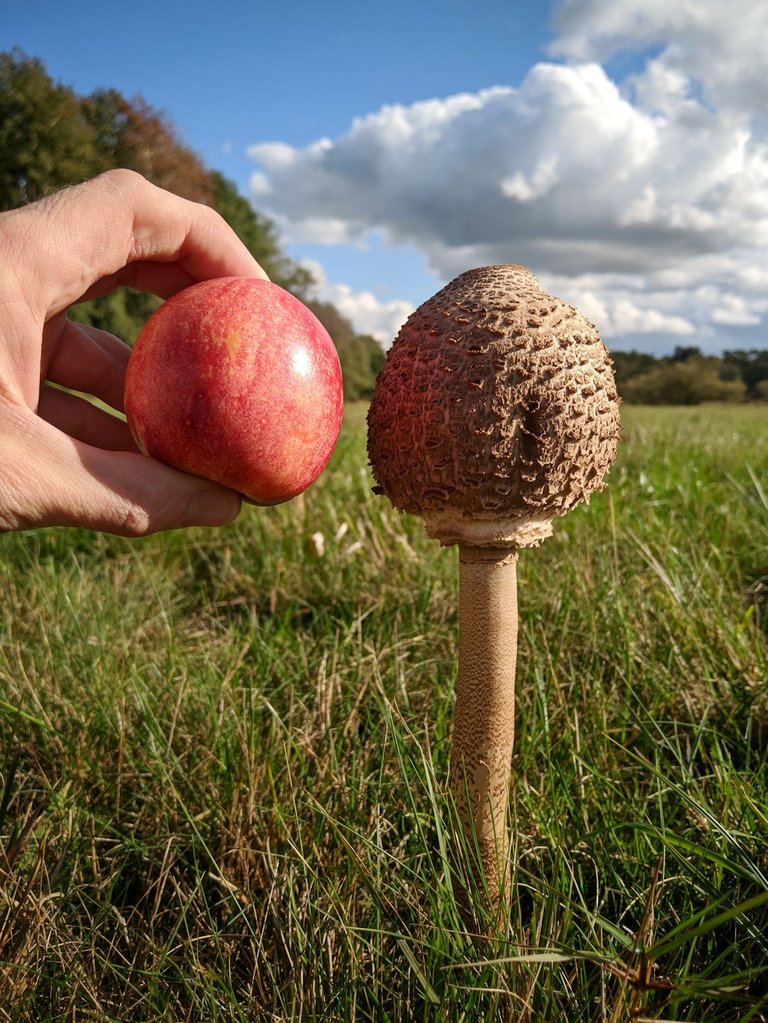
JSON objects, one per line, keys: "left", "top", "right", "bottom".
{"left": 247, "top": 0, "right": 768, "bottom": 351}
{"left": 566, "top": 289, "right": 696, "bottom": 337}
{"left": 279, "top": 217, "right": 359, "bottom": 246}
{"left": 328, "top": 284, "right": 413, "bottom": 346}
{"left": 302, "top": 260, "right": 413, "bottom": 346}
{"left": 549, "top": 0, "right": 768, "bottom": 115}
{"left": 711, "top": 303, "right": 762, "bottom": 328}
{"left": 694, "top": 285, "right": 768, "bottom": 327}
{"left": 501, "top": 156, "right": 560, "bottom": 203}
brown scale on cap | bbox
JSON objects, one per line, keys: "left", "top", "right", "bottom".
{"left": 367, "top": 264, "right": 621, "bottom": 923}
{"left": 367, "top": 264, "right": 620, "bottom": 549}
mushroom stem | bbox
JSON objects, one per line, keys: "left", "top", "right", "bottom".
{"left": 449, "top": 544, "right": 519, "bottom": 914}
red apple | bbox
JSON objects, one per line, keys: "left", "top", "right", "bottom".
{"left": 124, "top": 276, "right": 344, "bottom": 505}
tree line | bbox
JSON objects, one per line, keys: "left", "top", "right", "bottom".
{"left": 612, "top": 347, "right": 768, "bottom": 404}
{"left": 0, "top": 49, "right": 384, "bottom": 401}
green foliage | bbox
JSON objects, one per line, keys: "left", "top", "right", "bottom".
{"left": 612, "top": 346, "right": 766, "bottom": 404}
{"left": 0, "top": 49, "right": 107, "bottom": 209}
{"left": 69, "top": 288, "right": 162, "bottom": 347}
{"left": 80, "top": 87, "right": 214, "bottom": 204}
{"left": 337, "top": 333, "right": 386, "bottom": 401}
{"left": 610, "top": 349, "right": 657, "bottom": 386}
{"left": 723, "top": 349, "right": 768, "bottom": 398}
{"left": 1, "top": 405, "right": 768, "bottom": 1019}
{"left": 620, "top": 355, "right": 747, "bottom": 404}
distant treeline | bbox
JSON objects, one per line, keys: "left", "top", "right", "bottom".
{"left": 0, "top": 48, "right": 383, "bottom": 401}
{"left": 612, "top": 347, "right": 768, "bottom": 404}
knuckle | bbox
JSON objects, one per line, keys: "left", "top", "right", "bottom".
{"left": 96, "top": 167, "right": 148, "bottom": 194}
{"left": 114, "top": 498, "right": 153, "bottom": 538}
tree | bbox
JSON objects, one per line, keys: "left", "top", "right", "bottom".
{"left": 70, "top": 289, "right": 161, "bottom": 347}
{"left": 0, "top": 49, "right": 106, "bottom": 209}
{"left": 620, "top": 356, "right": 746, "bottom": 405}
{"left": 342, "top": 333, "right": 386, "bottom": 401}
{"left": 672, "top": 345, "right": 703, "bottom": 362}
{"left": 610, "top": 350, "right": 657, "bottom": 392}
{"left": 77, "top": 88, "right": 128, "bottom": 165}
{"left": 81, "top": 89, "right": 213, "bottom": 204}
{"left": 723, "top": 349, "right": 768, "bottom": 398}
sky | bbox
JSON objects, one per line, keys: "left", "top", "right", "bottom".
{"left": 5, "top": 0, "right": 768, "bottom": 355}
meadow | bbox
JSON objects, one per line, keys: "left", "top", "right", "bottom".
{"left": 1, "top": 404, "right": 767, "bottom": 1022}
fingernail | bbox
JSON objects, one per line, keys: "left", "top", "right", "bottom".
{"left": 185, "top": 490, "right": 241, "bottom": 527}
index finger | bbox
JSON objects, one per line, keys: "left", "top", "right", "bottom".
{"left": 8, "top": 169, "right": 269, "bottom": 320}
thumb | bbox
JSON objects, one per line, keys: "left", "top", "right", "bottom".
{"left": 1, "top": 413, "right": 241, "bottom": 536}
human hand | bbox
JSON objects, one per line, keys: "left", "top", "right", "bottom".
{"left": 0, "top": 169, "right": 268, "bottom": 535}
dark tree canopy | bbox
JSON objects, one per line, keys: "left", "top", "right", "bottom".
{"left": 81, "top": 88, "right": 214, "bottom": 205}
{"left": 0, "top": 49, "right": 107, "bottom": 208}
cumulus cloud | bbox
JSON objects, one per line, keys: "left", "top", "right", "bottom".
{"left": 564, "top": 287, "right": 696, "bottom": 337}
{"left": 248, "top": 0, "right": 768, "bottom": 351}
{"left": 302, "top": 260, "right": 413, "bottom": 346}
{"left": 549, "top": 0, "right": 768, "bottom": 116}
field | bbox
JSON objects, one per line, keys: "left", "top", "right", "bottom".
{"left": 1, "top": 404, "right": 767, "bottom": 1021}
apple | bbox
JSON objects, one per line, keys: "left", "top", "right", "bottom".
{"left": 124, "top": 276, "right": 344, "bottom": 505}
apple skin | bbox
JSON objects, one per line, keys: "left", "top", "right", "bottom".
{"left": 124, "top": 276, "right": 344, "bottom": 505}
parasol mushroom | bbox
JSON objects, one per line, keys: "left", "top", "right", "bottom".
{"left": 366, "top": 264, "right": 621, "bottom": 918}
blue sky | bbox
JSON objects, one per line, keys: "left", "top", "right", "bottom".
{"left": 5, "top": 0, "right": 768, "bottom": 354}
{"left": 4, "top": 1, "right": 552, "bottom": 172}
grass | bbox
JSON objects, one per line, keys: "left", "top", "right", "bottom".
{"left": 1, "top": 403, "right": 767, "bottom": 1021}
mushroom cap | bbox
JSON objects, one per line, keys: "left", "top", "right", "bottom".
{"left": 367, "top": 265, "right": 621, "bottom": 548}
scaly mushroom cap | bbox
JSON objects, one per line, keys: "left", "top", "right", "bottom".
{"left": 367, "top": 265, "right": 621, "bottom": 549}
